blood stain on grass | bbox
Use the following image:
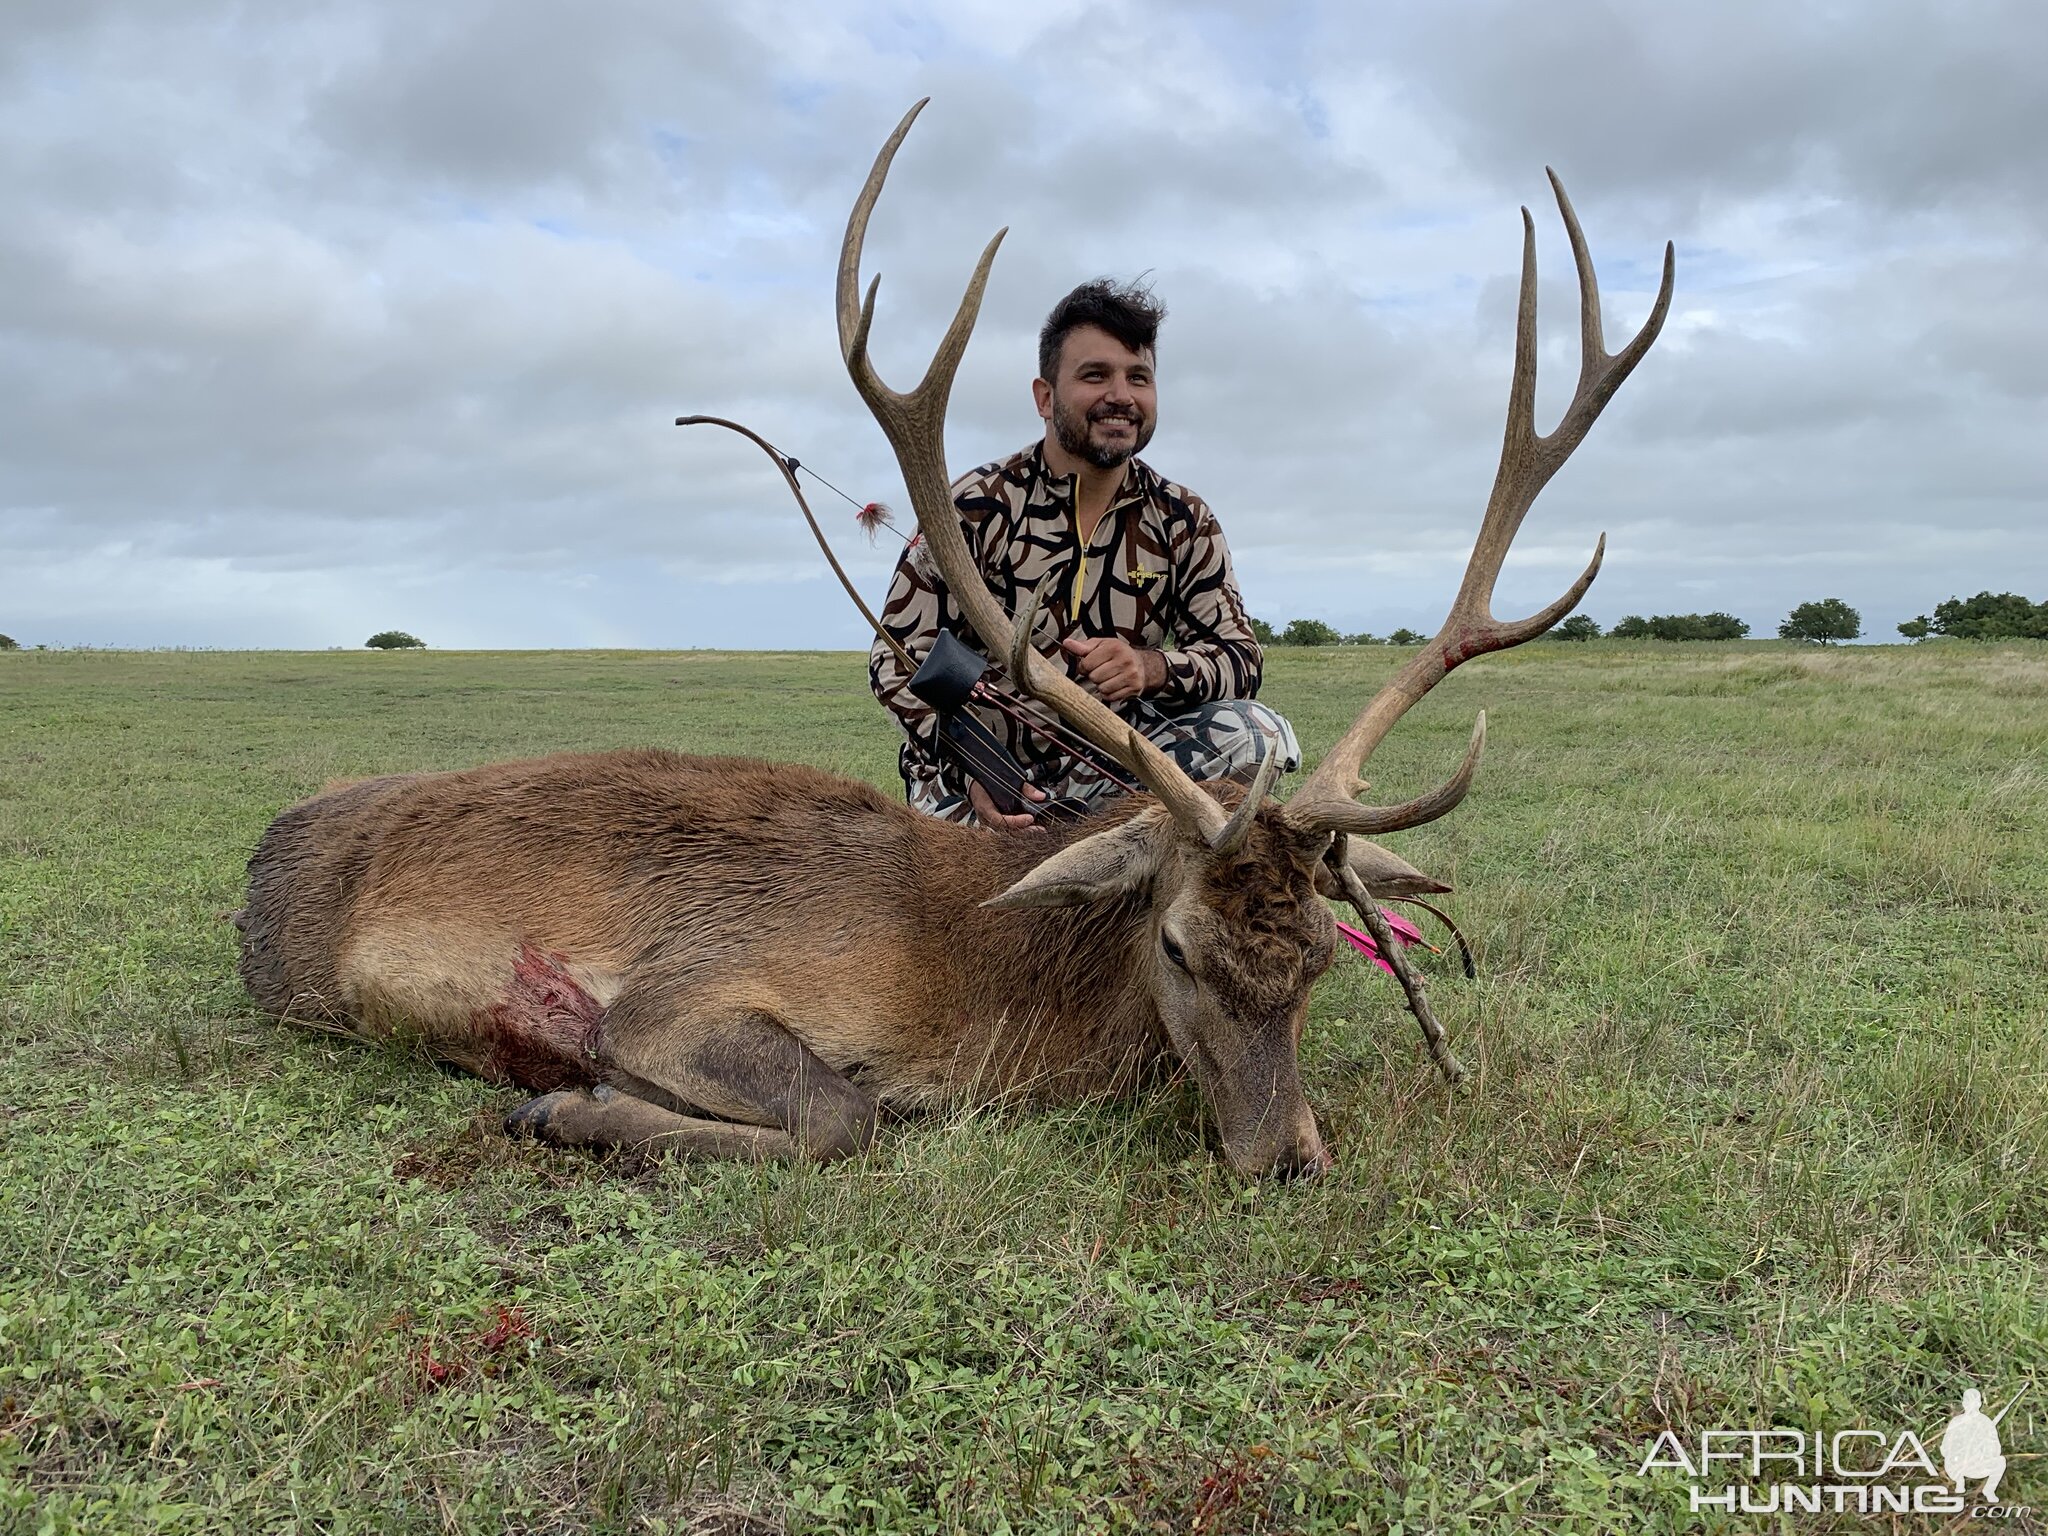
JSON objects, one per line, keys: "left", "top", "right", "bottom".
{"left": 411, "top": 1306, "right": 538, "bottom": 1391}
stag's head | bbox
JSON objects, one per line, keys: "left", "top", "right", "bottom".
{"left": 838, "top": 101, "right": 1672, "bottom": 1179}
{"left": 982, "top": 786, "right": 1343, "bottom": 1176}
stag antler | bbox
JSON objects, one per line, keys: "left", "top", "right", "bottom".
{"left": 1283, "top": 171, "right": 1674, "bottom": 839}
{"left": 838, "top": 100, "right": 1233, "bottom": 844}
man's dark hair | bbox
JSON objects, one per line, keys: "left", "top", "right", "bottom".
{"left": 1037, "top": 278, "right": 1166, "bottom": 382}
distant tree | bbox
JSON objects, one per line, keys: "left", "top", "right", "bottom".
{"left": 1779, "top": 598, "right": 1861, "bottom": 644}
{"left": 1676, "top": 612, "right": 1748, "bottom": 641}
{"left": 1386, "top": 627, "right": 1424, "bottom": 646}
{"left": 1924, "top": 591, "right": 2048, "bottom": 640}
{"left": 1279, "top": 618, "right": 1341, "bottom": 647}
{"left": 1344, "top": 631, "right": 1380, "bottom": 646}
{"left": 365, "top": 631, "right": 426, "bottom": 650}
{"left": 1606, "top": 612, "right": 1748, "bottom": 640}
{"left": 0, "top": 634, "right": 17, "bottom": 651}
{"left": 1897, "top": 617, "right": 1931, "bottom": 640}
{"left": 1250, "top": 617, "right": 1277, "bottom": 646}
{"left": 1549, "top": 614, "right": 1601, "bottom": 641}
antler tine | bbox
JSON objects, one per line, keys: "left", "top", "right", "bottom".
{"left": 1552, "top": 170, "right": 1606, "bottom": 370}
{"left": 1211, "top": 747, "right": 1282, "bottom": 857}
{"left": 1007, "top": 575, "right": 1048, "bottom": 684}
{"left": 1299, "top": 713, "right": 1485, "bottom": 838}
{"left": 838, "top": 99, "right": 923, "bottom": 374}
{"left": 1286, "top": 176, "right": 1671, "bottom": 837}
{"left": 839, "top": 102, "right": 1228, "bottom": 842}
{"left": 838, "top": 100, "right": 1008, "bottom": 429}
{"left": 1540, "top": 168, "right": 1677, "bottom": 484}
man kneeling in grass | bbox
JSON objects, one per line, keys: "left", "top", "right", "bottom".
{"left": 870, "top": 278, "right": 1295, "bottom": 827}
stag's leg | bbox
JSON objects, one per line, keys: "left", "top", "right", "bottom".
{"left": 506, "top": 1083, "right": 801, "bottom": 1161}
{"left": 593, "top": 988, "right": 879, "bottom": 1162}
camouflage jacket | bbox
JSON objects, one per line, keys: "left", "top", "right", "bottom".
{"left": 867, "top": 441, "right": 1265, "bottom": 819}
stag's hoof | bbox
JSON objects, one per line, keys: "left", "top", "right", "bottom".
{"left": 505, "top": 1089, "right": 583, "bottom": 1143}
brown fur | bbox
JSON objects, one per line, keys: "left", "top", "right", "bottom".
{"left": 239, "top": 748, "right": 1364, "bottom": 1175}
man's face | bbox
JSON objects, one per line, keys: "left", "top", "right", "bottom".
{"left": 1035, "top": 324, "right": 1158, "bottom": 471}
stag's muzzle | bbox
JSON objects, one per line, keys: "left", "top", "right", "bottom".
{"left": 1223, "top": 1104, "right": 1329, "bottom": 1181}
{"left": 1198, "top": 1050, "right": 1329, "bottom": 1180}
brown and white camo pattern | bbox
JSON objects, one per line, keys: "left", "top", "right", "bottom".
{"left": 869, "top": 441, "right": 1273, "bottom": 821}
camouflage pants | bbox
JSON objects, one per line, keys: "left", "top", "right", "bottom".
{"left": 1063, "top": 699, "right": 1300, "bottom": 812}
{"left": 915, "top": 698, "right": 1301, "bottom": 823}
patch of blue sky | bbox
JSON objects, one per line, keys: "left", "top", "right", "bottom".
{"left": 652, "top": 126, "right": 693, "bottom": 178}
{"left": 1355, "top": 281, "right": 1473, "bottom": 319}
{"left": 1355, "top": 200, "right": 1487, "bottom": 237}
{"left": 773, "top": 78, "right": 830, "bottom": 116}
{"left": 1292, "top": 87, "right": 1332, "bottom": 142}
{"left": 633, "top": 234, "right": 786, "bottom": 291}
{"left": 1586, "top": 246, "right": 1683, "bottom": 299}
{"left": 1667, "top": 245, "right": 1823, "bottom": 299}
{"left": 723, "top": 203, "right": 813, "bottom": 242}
{"left": 429, "top": 194, "right": 497, "bottom": 225}
{"left": 715, "top": 167, "right": 819, "bottom": 242}
{"left": 630, "top": 177, "right": 817, "bottom": 289}
{"left": 1178, "top": 2, "right": 1313, "bottom": 93}
{"left": 849, "top": 7, "right": 945, "bottom": 64}
{"left": 15, "top": 54, "right": 77, "bottom": 97}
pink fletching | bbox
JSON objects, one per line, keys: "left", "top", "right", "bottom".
{"left": 1334, "top": 920, "right": 1394, "bottom": 976}
{"left": 1334, "top": 909, "right": 1432, "bottom": 977}
{"left": 1380, "top": 907, "right": 1426, "bottom": 946}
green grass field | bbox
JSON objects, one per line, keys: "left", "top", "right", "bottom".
{"left": 2, "top": 642, "right": 2044, "bottom": 1534}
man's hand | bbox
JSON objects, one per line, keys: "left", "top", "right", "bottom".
{"left": 1061, "top": 637, "right": 1166, "bottom": 703}
{"left": 968, "top": 778, "right": 1047, "bottom": 831}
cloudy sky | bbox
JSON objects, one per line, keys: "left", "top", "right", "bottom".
{"left": 4, "top": 0, "right": 2042, "bottom": 650}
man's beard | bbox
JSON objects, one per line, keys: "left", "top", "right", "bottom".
{"left": 1052, "top": 397, "right": 1155, "bottom": 470}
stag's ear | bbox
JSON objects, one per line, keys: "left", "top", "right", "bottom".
{"left": 984, "top": 809, "right": 1171, "bottom": 910}
{"left": 1315, "top": 837, "right": 1453, "bottom": 900}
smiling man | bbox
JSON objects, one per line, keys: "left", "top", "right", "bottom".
{"left": 870, "top": 278, "right": 1297, "bottom": 828}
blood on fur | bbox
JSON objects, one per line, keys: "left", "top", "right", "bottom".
{"left": 475, "top": 944, "right": 605, "bottom": 1091}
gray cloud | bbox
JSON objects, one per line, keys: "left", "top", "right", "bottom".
{"left": 1359, "top": 0, "right": 2048, "bottom": 221}
{"left": 2, "top": 0, "right": 2042, "bottom": 653}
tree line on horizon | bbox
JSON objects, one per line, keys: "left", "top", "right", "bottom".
{"left": 1253, "top": 591, "right": 2048, "bottom": 647}
{"left": 9, "top": 592, "right": 2045, "bottom": 656}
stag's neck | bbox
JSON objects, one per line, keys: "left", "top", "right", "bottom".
{"left": 910, "top": 802, "right": 1169, "bottom": 1095}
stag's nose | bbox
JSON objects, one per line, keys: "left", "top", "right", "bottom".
{"left": 1236, "top": 1102, "right": 1330, "bottom": 1181}
{"left": 1210, "top": 1058, "right": 1329, "bottom": 1180}
{"left": 1270, "top": 1117, "right": 1332, "bottom": 1181}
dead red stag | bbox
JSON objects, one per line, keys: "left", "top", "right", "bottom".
{"left": 236, "top": 102, "right": 1671, "bottom": 1178}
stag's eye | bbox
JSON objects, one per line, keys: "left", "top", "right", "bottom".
{"left": 1161, "top": 931, "right": 1191, "bottom": 974}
